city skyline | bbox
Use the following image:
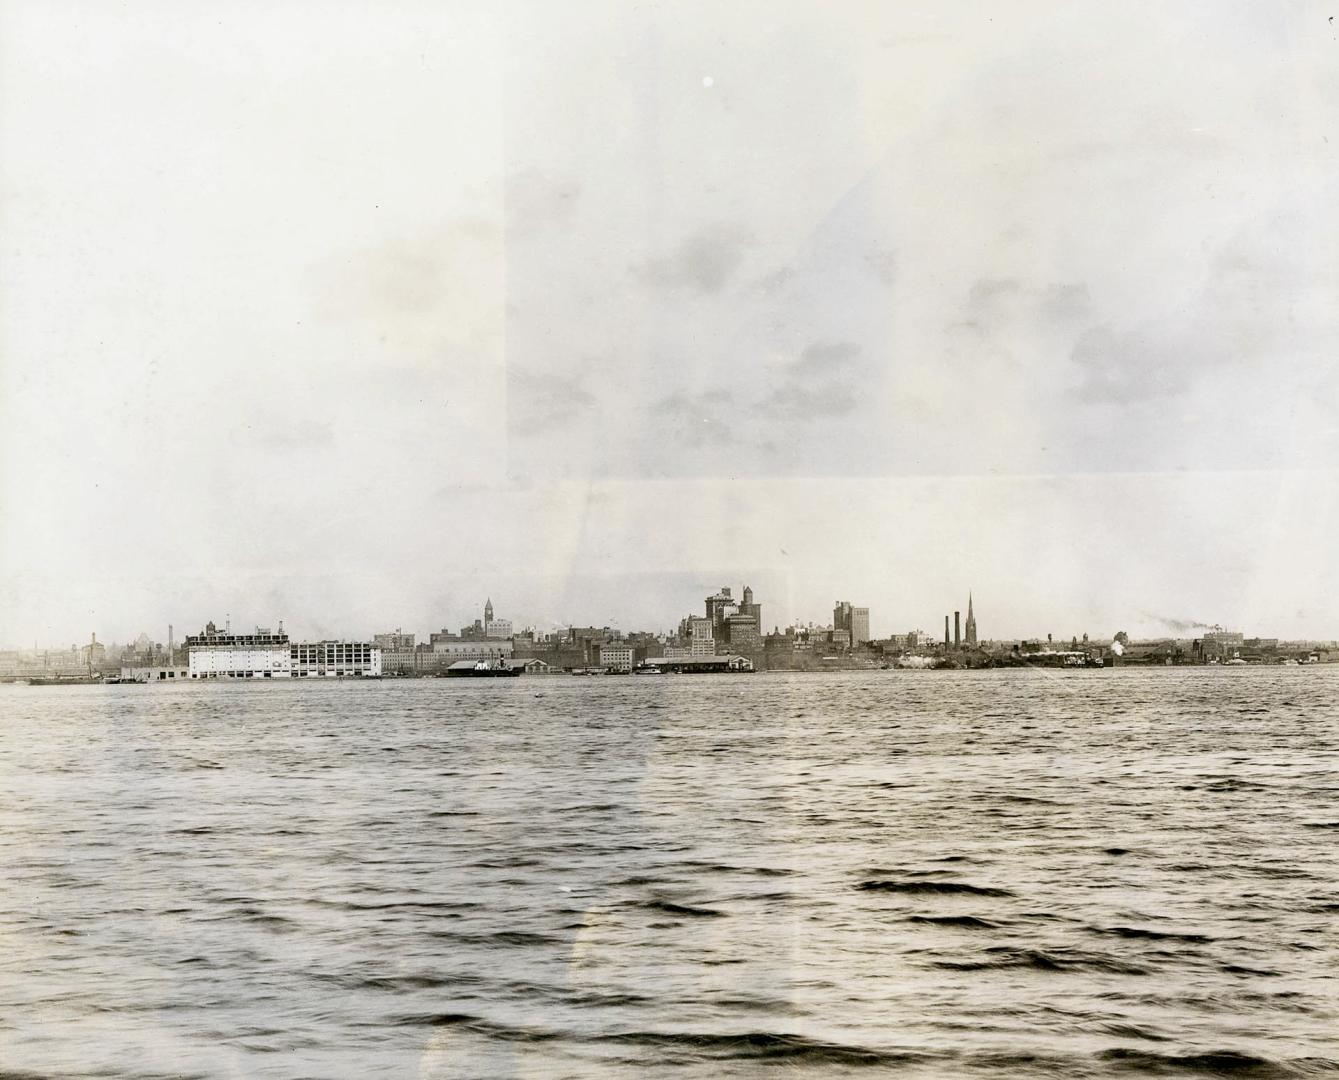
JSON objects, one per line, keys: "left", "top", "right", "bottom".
{"left": 6, "top": 582, "right": 1334, "bottom": 656}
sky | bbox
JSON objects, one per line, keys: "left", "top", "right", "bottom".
{"left": 1, "top": 1, "right": 1337, "bottom": 646}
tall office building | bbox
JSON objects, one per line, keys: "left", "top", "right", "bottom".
{"left": 851, "top": 607, "right": 869, "bottom": 646}
{"left": 706, "top": 587, "right": 738, "bottom": 636}
{"left": 723, "top": 613, "right": 761, "bottom": 651}
{"left": 834, "top": 601, "right": 871, "bottom": 646}
{"left": 739, "top": 585, "right": 762, "bottom": 634}
{"left": 833, "top": 601, "right": 851, "bottom": 633}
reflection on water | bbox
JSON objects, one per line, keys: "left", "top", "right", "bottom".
{"left": 1, "top": 669, "right": 1337, "bottom": 1078}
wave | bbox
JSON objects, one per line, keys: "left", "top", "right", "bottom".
{"left": 906, "top": 914, "right": 999, "bottom": 929}
{"left": 642, "top": 899, "right": 726, "bottom": 918}
{"left": 1095, "top": 1046, "right": 1324, "bottom": 1075}
{"left": 389, "top": 1015, "right": 927, "bottom": 1066}
{"left": 858, "top": 880, "right": 1014, "bottom": 897}
{"left": 303, "top": 898, "right": 480, "bottom": 912}
{"left": 1093, "top": 925, "right": 1215, "bottom": 944}
{"left": 934, "top": 947, "right": 1149, "bottom": 976}
{"left": 596, "top": 1030, "right": 927, "bottom": 1067}
{"left": 678, "top": 860, "right": 795, "bottom": 877}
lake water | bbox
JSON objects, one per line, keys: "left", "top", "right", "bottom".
{"left": 1, "top": 669, "right": 1337, "bottom": 1078}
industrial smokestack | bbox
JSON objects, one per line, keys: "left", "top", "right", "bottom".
{"left": 944, "top": 615, "right": 950, "bottom": 646}
{"left": 954, "top": 611, "right": 961, "bottom": 648}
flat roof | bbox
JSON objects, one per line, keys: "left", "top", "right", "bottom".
{"left": 645, "top": 654, "right": 748, "bottom": 665}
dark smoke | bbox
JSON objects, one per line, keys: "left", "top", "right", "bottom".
{"left": 1141, "top": 612, "right": 1215, "bottom": 634}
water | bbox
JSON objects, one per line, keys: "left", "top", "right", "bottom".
{"left": 1, "top": 669, "right": 1337, "bottom": 1078}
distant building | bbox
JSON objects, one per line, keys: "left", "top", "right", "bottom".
{"left": 187, "top": 620, "right": 381, "bottom": 678}
{"left": 482, "top": 599, "right": 512, "bottom": 639}
{"left": 457, "top": 598, "right": 514, "bottom": 640}
{"left": 738, "top": 585, "right": 762, "bottom": 635}
{"left": 119, "top": 665, "right": 190, "bottom": 683}
{"left": 851, "top": 608, "right": 870, "bottom": 646}
{"left": 596, "top": 641, "right": 634, "bottom": 672}
{"left": 705, "top": 587, "right": 738, "bottom": 637}
{"left": 965, "top": 594, "right": 978, "bottom": 645}
{"left": 672, "top": 616, "right": 716, "bottom": 656}
{"left": 81, "top": 633, "right": 106, "bottom": 669}
{"left": 186, "top": 622, "right": 291, "bottom": 678}
{"left": 375, "top": 629, "right": 418, "bottom": 675}
{"left": 374, "top": 630, "right": 416, "bottom": 651}
{"left": 722, "top": 612, "right": 761, "bottom": 651}
{"left": 431, "top": 637, "right": 514, "bottom": 661}
{"left": 834, "top": 601, "right": 871, "bottom": 646}
{"left": 290, "top": 641, "right": 382, "bottom": 677}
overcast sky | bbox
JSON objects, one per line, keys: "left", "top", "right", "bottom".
{"left": 2, "top": 1, "right": 1336, "bottom": 646}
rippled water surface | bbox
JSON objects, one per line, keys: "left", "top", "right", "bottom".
{"left": 2, "top": 669, "right": 1337, "bottom": 1078}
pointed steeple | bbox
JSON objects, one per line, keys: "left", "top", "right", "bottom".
{"left": 484, "top": 597, "right": 494, "bottom": 623}
{"left": 965, "top": 591, "right": 978, "bottom": 645}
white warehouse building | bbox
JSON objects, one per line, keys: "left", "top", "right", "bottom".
{"left": 187, "top": 622, "right": 291, "bottom": 679}
{"left": 291, "top": 640, "right": 381, "bottom": 677}
{"left": 186, "top": 621, "right": 381, "bottom": 679}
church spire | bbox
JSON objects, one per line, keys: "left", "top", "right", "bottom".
{"left": 965, "top": 592, "right": 978, "bottom": 645}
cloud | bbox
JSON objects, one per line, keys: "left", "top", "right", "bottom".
{"left": 1069, "top": 325, "right": 1189, "bottom": 405}
{"left": 948, "top": 277, "right": 1090, "bottom": 345}
{"left": 1067, "top": 206, "right": 1334, "bottom": 408}
{"left": 637, "top": 224, "right": 753, "bottom": 293}
{"left": 758, "top": 340, "right": 863, "bottom": 420}
{"left": 786, "top": 339, "right": 862, "bottom": 374}
{"left": 649, "top": 390, "right": 737, "bottom": 446}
